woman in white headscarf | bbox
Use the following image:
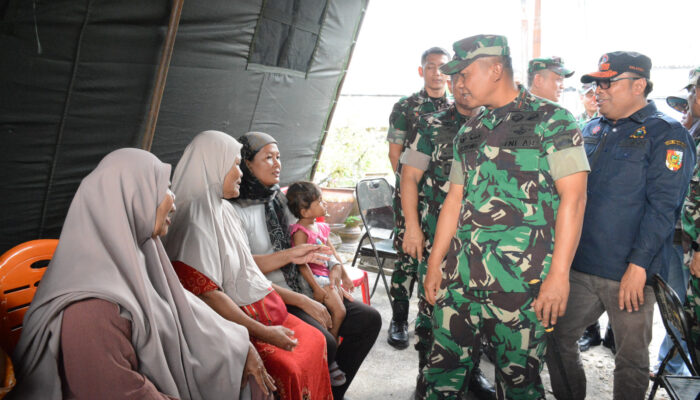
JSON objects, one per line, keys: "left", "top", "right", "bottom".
{"left": 164, "top": 131, "right": 332, "bottom": 400}
{"left": 10, "top": 148, "right": 271, "bottom": 400}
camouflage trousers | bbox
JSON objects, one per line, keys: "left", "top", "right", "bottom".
{"left": 417, "top": 288, "right": 547, "bottom": 400}
{"left": 415, "top": 260, "right": 432, "bottom": 369}
{"left": 686, "top": 275, "right": 700, "bottom": 357}
{"left": 390, "top": 230, "right": 421, "bottom": 302}
{"left": 391, "top": 169, "right": 422, "bottom": 303}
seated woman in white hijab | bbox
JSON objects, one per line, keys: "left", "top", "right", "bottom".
{"left": 164, "top": 131, "right": 333, "bottom": 400}
{"left": 10, "top": 148, "right": 273, "bottom": 400}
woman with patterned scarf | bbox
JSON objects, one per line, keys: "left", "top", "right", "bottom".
{"left": 231, "top": 131, "right": 382, "bottom": 400}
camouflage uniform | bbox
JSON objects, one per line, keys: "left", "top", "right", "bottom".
{"left": 387, "top": 89, "right": 450, "bottom": 303}
{"left": 418, "top": 86, "right": 589, "bottom": 400}
{"left": 682, "top": 118, "right": 700, "bottom": 357}
{"left": 680, "top": 67, "right": 700, "bottom": 364}
{"left": 576, "top": 82, "right": 598, "bottom": 131}
{"left": 576, "top": 111, "right": 598, "bottom": 131}
{"left": 400, "top": 104, "right": 468, "bottom": 369}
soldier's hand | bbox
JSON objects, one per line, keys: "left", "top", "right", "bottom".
{"left": 403, "top": 225, "right": 425, "bottom": 261}
{"left": 424, "top": 256, "right": 442, "bottom": 305}
{"left": 532, "top": 271, "right": 569, "bottom": 327}
{"left": 691, "top": 251, "right": 700, "bottom": 278}
{"left": 618, "top": 263, "right": 647, "bottom": 312}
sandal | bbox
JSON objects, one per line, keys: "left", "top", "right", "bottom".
{"left": 329, "top": 361, "right": 346, "bottom": 387}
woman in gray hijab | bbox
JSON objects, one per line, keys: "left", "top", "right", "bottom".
{"left": 164, "top": 131, "right": 333, "bottom": 400}
{"left": 11, "top": 148, "right": 271, "bottom": 400}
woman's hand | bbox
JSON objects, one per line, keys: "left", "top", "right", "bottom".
{"left": 329, "top": 265, "right": 354, "bottom": 302}
{"left": 341, "top": 269, "right": 355, "bottom": 293}
{"left": 288, "top": 244, "right": 331, "bottom": 265}
{"left": 244, "top": 343, "right": 276, "bottom": 396}
{"left": 300, "top": 296, "right": 332, "bottom": 329}
{"left": 260, "top": 325, "right": 298, "bottom": 351}
{"left": 312, "top": 287, "right": 328, "bottom": 303}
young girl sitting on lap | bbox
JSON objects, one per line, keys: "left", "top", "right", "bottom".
{"left": 286, "top": 181, "right": 353, "bottom": 386}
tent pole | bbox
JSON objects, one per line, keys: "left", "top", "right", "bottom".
{"left": 141, "top": 0, "right": 184, "bottom": 151}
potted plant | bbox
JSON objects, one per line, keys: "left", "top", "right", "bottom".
{"left": 344, "top": 215, "right": 362, "bottom": 228}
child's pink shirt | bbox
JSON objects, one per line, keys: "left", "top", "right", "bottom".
{"left": 290, "top": 222, "right": 331, "bottom": 277}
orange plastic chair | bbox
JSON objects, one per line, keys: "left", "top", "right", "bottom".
{"left": 0, "top": 240, "right": 58, "bottom": 354}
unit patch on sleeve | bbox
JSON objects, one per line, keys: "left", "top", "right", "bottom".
{"left": 666, "top": 149, "right": 683, "bottom": 171}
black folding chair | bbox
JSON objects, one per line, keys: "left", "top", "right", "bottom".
{"left": 351, "top": 178, "right": 397, "bottom": 301}
{"left": 649, "top": 274, "right": 700, "bottom": 400}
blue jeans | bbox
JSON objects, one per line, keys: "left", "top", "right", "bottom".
{"left": 655, "top": 243, "right": 691, "bottom": 375}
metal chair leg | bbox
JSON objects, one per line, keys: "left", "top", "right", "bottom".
{"left": 370, "top": 267, "right": 382, "bottom": 297}
{"left": 350, "top": 235, "right": 367, "bottom": 268}
{"left": 648, "top": 348, "right": 675, "bottom": 400}
{"left": 369, "top": 255, "right": 393, "bottom": 303}
{"left": 377, "top": 258, "right": 392, "bottom": 302}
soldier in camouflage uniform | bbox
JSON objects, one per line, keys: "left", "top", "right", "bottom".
{"left": 652, "top": 71, "right": 700, "bottom": 378}
{"left": 680, "top": 67, "right": 700, "bottom": 365}
{"left": 418, "top": 35, "right": 590, "bottom": 400}
{"left": 527, "top": 57, "right": 574, "bottom": 103}
{"left": 401, "top": 81, "right": 495, "bottom": 398}
{"left": 386, "top": 47, "right": 451, "bottom": 349}
{"left": 576, "top": 83, "right": 599, "bottom": 131}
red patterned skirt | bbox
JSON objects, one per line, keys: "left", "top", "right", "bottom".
{"left": 173, "top": 261, "right": 332, "bottom": 400}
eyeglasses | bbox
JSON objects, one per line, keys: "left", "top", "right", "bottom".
{"left": 593, "top": 76, "right": 642, "bottom": 90}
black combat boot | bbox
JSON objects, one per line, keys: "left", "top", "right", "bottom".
{"left": 467, "top": 360, "right": 496, "bottom": 400}
{"left": 577, "top": 321, "right": 602, "bottom": 352}
{"left": 387, "top": 300, "right": 409, "bottom": 349}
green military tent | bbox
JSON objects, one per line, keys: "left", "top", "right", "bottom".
{"left": 0, "top": 0, "right": 368, "bottom": 253}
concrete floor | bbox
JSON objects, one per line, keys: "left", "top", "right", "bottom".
{"left": 341, "top": 266, "right": 494, "bottom": 400}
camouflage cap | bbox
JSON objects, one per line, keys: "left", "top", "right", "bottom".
{"left": 439, "top": 34, "right": 510, "bottom": 75}
{"left": 528, "top": 57, "right": 574, "bottom": 78}
{"left": 684, "top": 66, "right": 700, "bottom": 90}
{"left": 579, "top": 82, "right": 595, "bottom": 95}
